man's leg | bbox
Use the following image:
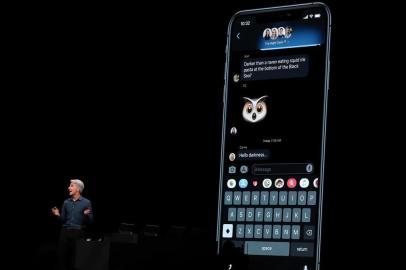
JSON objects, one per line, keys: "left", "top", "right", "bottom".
{"left": 57, "top": 229, "right": 69, "bottom": 270}
{"left": 70, "top": 230, "right": 84, "bottom": 270}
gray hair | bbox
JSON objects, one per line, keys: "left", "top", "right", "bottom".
{"left": 71, "top": 179, "right": 84, "bottom": 193}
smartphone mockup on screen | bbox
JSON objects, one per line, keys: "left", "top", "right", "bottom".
{"left": 216, "top": 3, "right": 331, "bottom": 270}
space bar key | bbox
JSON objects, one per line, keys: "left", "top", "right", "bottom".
{"left": 244, "top": 241, "right": 290, "bottom": 256}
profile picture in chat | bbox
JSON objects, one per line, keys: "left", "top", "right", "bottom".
{"left": 242, "top": 96, "right": 268, "bottom": 123}
{"left": 285, "top": 26, "right": 293, "bottom": 38}
{"left": 263, "top": 28, "right": 271, "bottom": 40}
{"left": 229, "top": 153, "right": 236, "bottom": 162}
{"left": 271, "top": 28, "right": 278, "bottom": 40}
{"left": 278, "top": 27, "right": 286, "bottom": 37}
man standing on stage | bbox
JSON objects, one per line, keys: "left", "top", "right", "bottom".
{"left": 51, "top": 179, "right": 93, "bottom": 270}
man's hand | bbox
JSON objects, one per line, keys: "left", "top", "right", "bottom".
{"left": 84, "top": 208, "right": 91, "bottom": 216}
{"left": 51, "top": 207, "right": 60, "bottom": 217}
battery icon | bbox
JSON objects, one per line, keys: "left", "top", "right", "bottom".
{"left": 315, "top": 13, "right": 321, "bottom": 18}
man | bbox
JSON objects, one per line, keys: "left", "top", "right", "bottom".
{"left": 52, "top": 179, "right": 93, "bottom": 270}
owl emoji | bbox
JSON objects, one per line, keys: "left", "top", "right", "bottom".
{"left": 242, "top": 96, "right": 268, "bottom": 123}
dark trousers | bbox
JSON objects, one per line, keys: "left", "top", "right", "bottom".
{"left": 57, "top": 228, "right": 84, "bottom": 270}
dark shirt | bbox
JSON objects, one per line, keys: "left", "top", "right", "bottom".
{"left": 60, "top": 196, "right": 93, "bottom": 229}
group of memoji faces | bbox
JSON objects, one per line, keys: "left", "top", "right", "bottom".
{"left": 263, "top": 26, "right": 293, "bottom": 40}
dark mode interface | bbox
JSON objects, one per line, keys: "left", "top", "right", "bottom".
{"left": 218, "top": 6, "right": 329, "bottom": 270}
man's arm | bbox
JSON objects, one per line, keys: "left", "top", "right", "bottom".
{"left": 84, "top": 201, "right": 94, "bottom": 224}
{"left": 59, "top": 202, "right": 66, "bottom": 223}
{"left": 51, "top": 202, "right": 66, "bottom": 223}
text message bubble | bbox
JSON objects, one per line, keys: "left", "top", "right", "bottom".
{"left": 237, "top": 149, "right": 270, "bottom": 161}
{"left": 241, "top": 54, "right": 309, "bottom": 81}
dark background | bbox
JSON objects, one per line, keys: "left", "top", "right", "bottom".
{"left": 6, "top": 0, "right": 401, "bottom": 269}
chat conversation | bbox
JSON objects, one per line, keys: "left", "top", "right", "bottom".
{"left": 237, "top": 149, "right": 270, "bottom": 161}
{"left": 241, "top": 54, "right": 309, "bottom": 81}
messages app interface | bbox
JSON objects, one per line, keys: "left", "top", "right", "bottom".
{"left": 219, "top": 6, "right": 329, "bottom": 270}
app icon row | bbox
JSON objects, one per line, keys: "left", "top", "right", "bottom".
{"left": 228, "top": 165, "right": 249, "bottom": 174}
{"left": 226, "top": 178, "right": 319, "bottom": 189}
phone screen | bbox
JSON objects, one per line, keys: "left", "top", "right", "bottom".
{"left": 217, "top": 4, "right": 331, "bottom": 270}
